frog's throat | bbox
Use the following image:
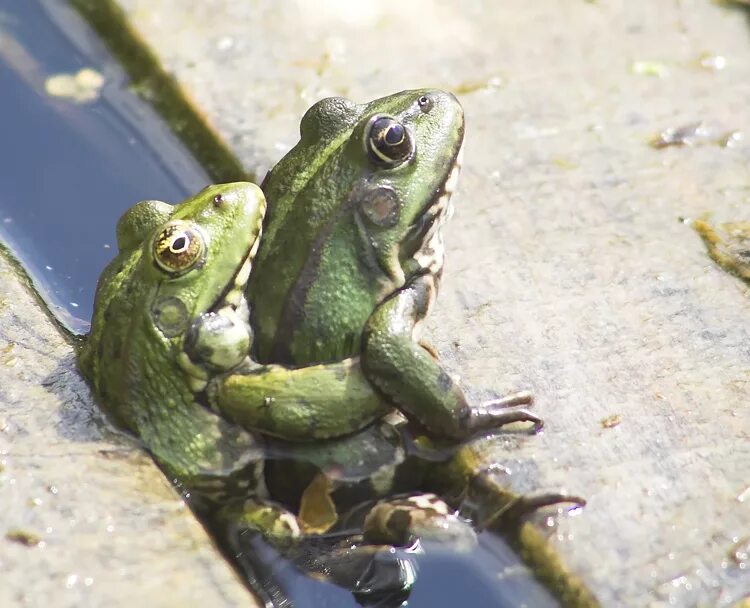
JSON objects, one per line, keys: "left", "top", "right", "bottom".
{"left": 213, "top": 234, "right": 259, "bottom": 313}
{"left": 411, "top": 144, "right": 463, "bottom": 277}
{"left": 177, "top": 233, "right": 261, "bottom": 388}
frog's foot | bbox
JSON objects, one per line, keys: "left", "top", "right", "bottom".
{"left": 480, "top": 491, "right": 586, "bottom": 530}
{"left": 461, "top": 390, "right": 544, "bottom": 435}
{"left": 363, "top": 493, "right": 477, "bottom": 551}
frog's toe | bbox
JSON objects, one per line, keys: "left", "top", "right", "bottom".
{"left": 480, "top": 490, "right": 586, "bottom": 529}
{"left": 484, "top": 390, "right": 534, "bottom": 408}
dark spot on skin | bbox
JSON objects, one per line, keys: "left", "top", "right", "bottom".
{"left": 437, "top": 371, "right": 454, "bottom": 393}
{"left": 213, "top": 194, "right": 223, "bottom": 207}
{"left": 387, "top": 508, "right": 412, "bottom": 537}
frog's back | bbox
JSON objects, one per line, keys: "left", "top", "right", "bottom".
{"left": 248, "top": 97, "right": 380, "bottom": 365}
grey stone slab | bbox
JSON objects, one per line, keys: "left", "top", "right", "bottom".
{"left": 99, "top": 0, "right": 750, "bottom": 605}
{"left": 0, "top": 250, "right": 254, "bottom": 607}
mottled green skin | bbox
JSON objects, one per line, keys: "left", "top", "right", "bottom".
{"left": 216, "top": 90, "right": 540, "bottom": 440}
{"left": 249, "top": 90, "right": 463, "bottom": 365}
{"left": 78, "top": 183, "right": 266, "bottom": 491}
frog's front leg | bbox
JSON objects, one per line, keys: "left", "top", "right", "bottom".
{"left": 207, "top": 358, "right": 391, "bottom": 441}
{"left": 362, "top": 274, "right": 542, "bottom": 439}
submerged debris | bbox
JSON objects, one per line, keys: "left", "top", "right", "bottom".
{"left": 45, "top": 67, "right": 104, "bottom": 103}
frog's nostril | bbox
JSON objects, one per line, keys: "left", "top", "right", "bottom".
{"left": 213, "top": 194, "right": 224, "bottom": 208}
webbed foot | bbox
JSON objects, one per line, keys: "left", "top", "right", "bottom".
{"left": 461, "top": 391, "right": 543, "bottom": 435}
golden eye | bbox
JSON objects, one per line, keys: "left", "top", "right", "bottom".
{"left": 153, "top": 221, "right": 205, "bottom": 274}
{"left": 365, "top": 115, "right": 414, "bottom": 168}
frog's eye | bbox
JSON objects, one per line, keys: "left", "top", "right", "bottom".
{"left": 365, "top": 115, "right": 414, "bottom": 168}
{"left": 153, "top": 221, "right": 206, "bottom": 275}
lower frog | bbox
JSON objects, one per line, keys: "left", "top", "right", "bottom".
{"left": 208, "top": 89, "right": 543, "bottom": 442}
{"left": 78, "top": 182, "right": 377, "bottom": 491}
{"left": 79, "top": 181, "right": 582, "bottom": 604}
{"left": 75, "top": 183, "right": 482, "bottom": 602}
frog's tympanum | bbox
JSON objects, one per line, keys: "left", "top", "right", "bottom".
{"left": 210, "top": 89, "right": 543, "bottom": 442}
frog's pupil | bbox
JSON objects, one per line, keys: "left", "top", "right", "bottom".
{"left": 385, "top": 124, "right": 404, "bottom": 145}
{"left": 171, "top": 234, "right": 188, "bottom": 253}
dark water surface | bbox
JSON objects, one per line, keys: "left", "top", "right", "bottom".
{"left": 0, "top": 0, "right": 208, "bottom": 332}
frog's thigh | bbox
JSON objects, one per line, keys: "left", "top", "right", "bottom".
{"left": 362, "top": 275, "right": 472, "bottom": 438}
{"left": 363, "top": 493, "right": 477, "bottom": 551}
{"left": 210, "top": 358, "right": 391, "bottom": 441}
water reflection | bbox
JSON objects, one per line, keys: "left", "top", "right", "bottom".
{"left": 0, "top": 0, "right": 208, "bottom": 332}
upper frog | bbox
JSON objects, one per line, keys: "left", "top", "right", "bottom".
{"left": 213, "top": 90, "right": 541, "bottom": 441}
{"left": 78, "top": 183, "right": 266, "bottom": 490}
{"left": 249, "top": 89, "right": 463, "bottom": 365}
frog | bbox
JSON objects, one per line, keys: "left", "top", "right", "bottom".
{"left": 75, "top": 182, "right": 475, "bottom": 599}
{"left": 77, "top": 177, "right": 580, "bottom": 604}
{"left": 77, "top": 183, "right": 272, "bottom": 499}
{"left": 78, "top": 182, "right": 382, "bottom": 487}
{"left": 208, "top": 89, "right": 543, "bottom": 442}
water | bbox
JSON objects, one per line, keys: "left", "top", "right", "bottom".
{"left": 228, "top": 529, "right": 560, "bottom": 608}
{"left": 0, "top": 0, "right": 209, "bottom": 333}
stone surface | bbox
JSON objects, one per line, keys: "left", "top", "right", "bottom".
{"left": 0, "top": 250, "right": 253, "bottom": 607}
{"left": 110, "top": 1, "right": 750, "bottom": 605}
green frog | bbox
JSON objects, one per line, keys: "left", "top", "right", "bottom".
{"left": 75, "top": 182, "right": 481, "bottom": 594}
{"left": 77, "top": 183, "right": 273, "bottom": 499}
{"left": 209, "top": 89, "right": 542, "bottom": 442}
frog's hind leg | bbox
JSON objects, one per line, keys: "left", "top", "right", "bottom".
{"left": 468, "top": 470, "right": 586, "bottom": 531}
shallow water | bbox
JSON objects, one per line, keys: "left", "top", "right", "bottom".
{"left": 0, "top": 0, "right": 208, "bottom": 332}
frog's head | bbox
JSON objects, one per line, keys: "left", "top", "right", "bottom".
{"left": 266, "top": 89, "right": 464, "bottom": 293}
{"left": 81, "top": 182, "right": 265, "bottom": 394}
{"left": 353, "top": 89, "right": 464, "bottom": 284}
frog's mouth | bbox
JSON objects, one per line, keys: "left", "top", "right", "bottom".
{"left": 410, "top": 145, "right": 464, "bottom": 275}
{"left": 209, "top": 234, "right": 261, "bottom": 320}
{"left": 179, "top": 236, "right": 261, "bottom": 392}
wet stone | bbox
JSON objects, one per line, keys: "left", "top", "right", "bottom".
{"left": 0, "top": 250, "right": 253, "bottom": 607}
